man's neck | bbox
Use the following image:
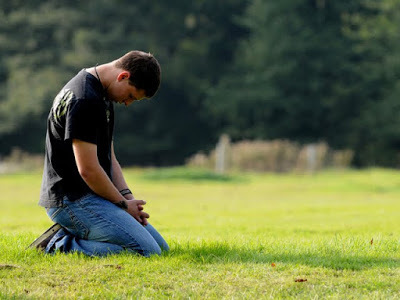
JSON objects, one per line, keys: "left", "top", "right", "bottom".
{"left": 87, "top": 61, "right": 118, "bottom": 90}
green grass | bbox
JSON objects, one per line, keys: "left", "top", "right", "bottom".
{"left": 1, "top": 168, "right": 400, "bottom": 299}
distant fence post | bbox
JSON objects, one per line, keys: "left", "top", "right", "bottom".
{"left": 306, "top": 144, "right": 317, "bottom": 173}
{"left": 215, "top": 134, "right": 231, "bottom": 174}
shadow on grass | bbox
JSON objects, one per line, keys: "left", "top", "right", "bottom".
{"left": 169, "top": 243, "right": 400, "bottom": 271}
{"left": 140, "top": 167, "right": 245, "bottom": 182}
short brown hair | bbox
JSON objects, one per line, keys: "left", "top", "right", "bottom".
{"left": 115, "top": 51, "right": 161, "bottom": 98}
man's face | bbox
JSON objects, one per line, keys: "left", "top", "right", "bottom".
{"left": 108, "top": 71, "right": 147, "bottom": 106}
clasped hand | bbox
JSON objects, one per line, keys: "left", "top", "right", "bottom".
{"left": 126, "top": 199, "right": 149, "bottom": 226}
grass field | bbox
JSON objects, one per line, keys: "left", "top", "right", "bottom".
{"left": 0, "top": 167, "right": 399, "bottom": 299}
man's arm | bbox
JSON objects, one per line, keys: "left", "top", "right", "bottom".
{"left": 110, "top": 142, "right": 149, "bottom": 225}
{"left": 111, "top": 142, "right": 134, "bottom": 200}
{"left": 72, "top": 139, "right": 148, "bottom": 223}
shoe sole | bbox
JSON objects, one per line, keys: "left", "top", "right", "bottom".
{"left": 28, "top": 223, "right": 62, "bottom": 250}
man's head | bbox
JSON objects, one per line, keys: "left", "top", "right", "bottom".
{"left": 115, "top": 51, "right": 161, "bottom": 98}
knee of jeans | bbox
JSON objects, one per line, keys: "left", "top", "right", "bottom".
{"left": 143, "top": 244, "right": 162, "bottom": 257}
{"left": 125, "top": 239, "right": 162, "bottom": 257}
{"left": 160, "top": 241, "right": 170, "bottom": 252}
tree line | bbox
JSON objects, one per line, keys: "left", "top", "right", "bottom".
{"left": 1, "top": 0, "right": 399, "bottom": 167}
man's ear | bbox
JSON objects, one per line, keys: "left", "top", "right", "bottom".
{"left": 117, "top": 71, "right": 130, "bottom": 82}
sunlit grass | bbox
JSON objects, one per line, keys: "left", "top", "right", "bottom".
{"left": 1, "top": 168, "right": 400, "bottom": 299}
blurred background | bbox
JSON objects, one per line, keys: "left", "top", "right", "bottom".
{"left": 1, "top": 0, "right": 400, "bottom": 172}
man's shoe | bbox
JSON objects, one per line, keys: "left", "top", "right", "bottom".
{"left": 28, "top": 223, "right": 63, "bottom": 250}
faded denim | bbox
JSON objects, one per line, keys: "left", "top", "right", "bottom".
{"left": 45, "top": 193, "right": 169, "bottom": 257}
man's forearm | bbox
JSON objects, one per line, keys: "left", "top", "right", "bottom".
{"left": 73, "top": 139, "right": 126, "bottom": 204}
{"left": 111, "top": 158, "right": 131, "bottom": 194}
{"left": 80, "top": 163, "right": 127, "bottom": 204}
{"left": 80, "top": 164, "right": 147, "bottom": 224}
{"left": 111, "top": 142, "right": 134, "bottom": 199}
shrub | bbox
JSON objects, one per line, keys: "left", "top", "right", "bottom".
{"left": 0, "top": 148, "right": 43, "bottom": 174}
{"left": 186, "top": 137, "right": 353, "bottom": 173}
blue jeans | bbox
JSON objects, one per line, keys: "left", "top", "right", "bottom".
{"left": 45, "top": 194, "right": 169, "bottom": 257}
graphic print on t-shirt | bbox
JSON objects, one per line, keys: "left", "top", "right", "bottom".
{"left": 52, "top": 89, "right": 74, "bottom": 125}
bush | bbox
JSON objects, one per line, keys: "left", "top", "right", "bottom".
{"left": 186, "top": 138, "right": 353, "bottom": 173}
{"left": 0, "top": 148, "right": 43, "bottom": 174}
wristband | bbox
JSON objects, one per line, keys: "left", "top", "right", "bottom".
{"left": 119, "top": 188, "right": 132, "bottom": 196}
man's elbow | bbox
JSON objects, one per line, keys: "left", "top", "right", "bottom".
{"left": 77, "top": 165, "right": 98, "bottom": 182}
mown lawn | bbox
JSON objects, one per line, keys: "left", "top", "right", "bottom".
{"left": 0, "top": 168, "right": 399, "bottom": 299}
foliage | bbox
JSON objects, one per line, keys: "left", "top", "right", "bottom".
{"left": 347, "top": 0, "right": 400, "bottom": 166}
{"left": 0, "top": 0, "right": 400, "bottom": 167}
{"left": 187, "top": 139, "right": 353, "bottom": 172}
{"left": 0, "top": 147, "right": 43, "bottom": 174}
{"left": 0, "top": 0, "right": 247, "bottom": 165}
{"left": 207, "top": 0, "right": 400, "bottom": 166}
{"left": 1, "top": 168, "right": 400, "bottom": 298}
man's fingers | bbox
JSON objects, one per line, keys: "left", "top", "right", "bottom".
{"left": 140, "top": 213, "right": 149, "bottom": 226}
{"left": 134, "top": 199, "right": 146, "bottom": 206}
{"left": 140, "top": 211, "right": 150, "bottom": 219}
{"left": 127, "top": 200, "right": 148, "bottom": 225}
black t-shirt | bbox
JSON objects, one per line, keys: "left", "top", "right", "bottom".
{"left": 39, "top": 69, "right": 114, "bottom": 208}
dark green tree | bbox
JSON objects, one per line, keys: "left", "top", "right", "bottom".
{"left": 208, "top": 0, "right": 366, "bottom": 140}
{"left": 348, "top": 0, "right": 400, "bottom": 166}
{"left": 207, "top": 0, "right": 400, "bottom": 166}
{"left": 0, "top": 0, "right": 248, "bottom": 165}
{"left": 0, "top": 0, "right": 83, "bottom": 152}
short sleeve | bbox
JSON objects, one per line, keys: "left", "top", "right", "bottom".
{"left": 65, "top": 98, "right": 100, "bottom": 144}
